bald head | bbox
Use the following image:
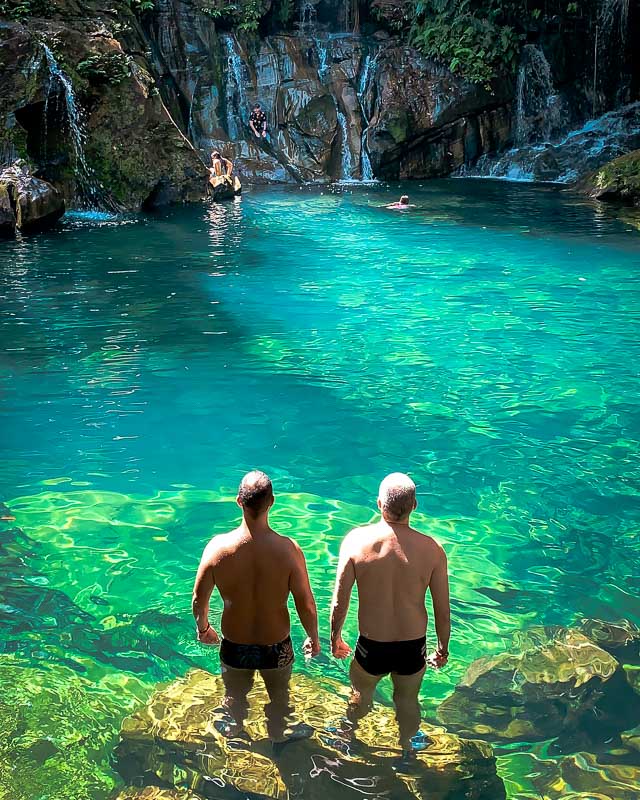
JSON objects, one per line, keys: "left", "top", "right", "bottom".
{"left": 237, "top": 470, "right": 273, "bottom": 516}
{"left": 378, "top": 473, "right": 416, "bottom": 522}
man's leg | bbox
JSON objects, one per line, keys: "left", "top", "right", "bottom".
{"left": 260, "top": 664, "right": 292, "bottom": 742}
{"left": 391, "top": 668, "right": 426, "bottom": 752}
{"left": 220, "top": 664, "right": 255, "bottom": 736}
{"left": 347, "top": 658, "right": 383, "bottom": 728}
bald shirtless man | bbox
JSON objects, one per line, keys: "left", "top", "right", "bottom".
{"left": 193, "top": 471, "right": 320, "bottom": 740}
{"left": 330, "top": 473, "right": 450, "bottom": 755}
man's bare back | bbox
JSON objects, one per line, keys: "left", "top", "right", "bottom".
{"left": 342, "top": 520, "right": 447, "bottom": 642}
{"left": 192, "top": 471, "right": 319, "bottom": 661}
{"left": 196, "top": 526, "right": 310, "bottom": 645}
{"left": 330, "top": 473, "right": 450, "bottom": 753}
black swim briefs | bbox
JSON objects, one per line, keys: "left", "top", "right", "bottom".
{"left": 220, "top": 636, "right": 294, "bottom": 670}
{"left": 355, "top": 635, "right": 427, "bottom": 676}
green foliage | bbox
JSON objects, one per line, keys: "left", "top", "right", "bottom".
{"left": 0, "top": 0, "right": 52, "bottom": 19}
{"left": 410, "top": 0, "right": 522, "bottom": 85}
{"left": 76, "top": 52, "right": 131, "bottom": 85}
{"left": 125, "top": 0, "right": 155, "bottom": 13}
{"left": 273, "top": 0, "right": 293, "bottom": 27}
{"left": 197, "top": 0, "right": 264, "bottom": 29}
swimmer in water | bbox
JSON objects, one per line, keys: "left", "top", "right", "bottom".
{"left": 386, "top": 195, "right": 413, "bottom": 210}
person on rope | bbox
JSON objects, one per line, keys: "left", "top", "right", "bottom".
{"left": 330, "top": 473, "right": 450, "bottom": 760}
{"left": 209, "top": 151, "right": 233, "bottom": 186}
{"left": 192, "top": 470, "right": 320, "bottom": 744}
{"left": 249, "top": 103, "right": 268, "bottom": 139}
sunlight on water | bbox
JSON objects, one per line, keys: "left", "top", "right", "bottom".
{"left": 1, "top": 180, "right": 640, "bottom": 799}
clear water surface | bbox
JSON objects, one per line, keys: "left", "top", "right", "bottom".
{"left": 1, "top": 180, "right": 639, "bottom": 798}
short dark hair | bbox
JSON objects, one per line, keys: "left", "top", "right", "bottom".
{"left": 238, "top": 470, "right": 273, "bottom": 515}
{"left": 253, "top": 103, "right": 261, "bottom": 109}
{"left": 400, "top": 195, "right": 409, "bottom": 204}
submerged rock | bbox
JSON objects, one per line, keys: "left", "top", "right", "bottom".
{"left": 116, "top": 669, "right": 506, "bottom": 800}
{"left": 0, "top": 161, "right": 64, "bottom": 235}
{"left": 579, "top": 149, "right": 640, "bottom": 206}
{"left": 438, "top": 626, "right": 640, "bottom": 744}
{"left": 506, "top": 750, "right": 640, "bottom": 800}
{"left": 579, "top": 618, "right": 640, "bottom": 664}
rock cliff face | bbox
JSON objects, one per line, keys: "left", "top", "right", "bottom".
{"left": 0, "top": 10, "right": 208, "bottom": 210}
{"left": 1, "top": 0, "right": 639, "bottom": 205}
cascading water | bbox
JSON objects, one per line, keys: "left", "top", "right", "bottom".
{"left": 42, "top": 44, "right": 105, "bottom": 208}
{"left": 299, "top": 0, "right": 317, "bottom": 34}
{"left": 356, "top": 53, "right": 376, "bottom": 182}
{"left": 458, "top": 101, "right": 640, "bottom": 183}
{"left": 222, "top": 35, "right": 247, "bottom": 140}
{"left": 514, "top": 45, "right": 562, "bottom": 146}
{"left": 336, "top": 111, "right": 354, "bottom": 181}
{"left": 315, "top": 37, "right": 330, "bottom": 81}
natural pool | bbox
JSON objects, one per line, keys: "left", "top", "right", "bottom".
{"left": 1, "top": 180, "right": 639, "bottom": 799}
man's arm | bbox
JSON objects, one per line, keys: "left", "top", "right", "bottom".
{"left": 192, "top": 542, "right": 220, "bottom": 645}
{"left": 428, "top": 547, "right": 450, "bottom": 667}
{"left": 330, "top": 536, "right": 356, "bottom": 658}
{"left": 289, "top": 543, "right": 320, "bottom": 656}
{"left": 249, "top": 119, "right": 258, "bottom": 137}
{"left": 223, "top": 158, "right": 233, "bottom": 176}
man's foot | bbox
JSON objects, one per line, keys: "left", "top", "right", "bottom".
{"left": 270, "top": 723, "right": 314, "bottom": 757}
{"left": 408, "top": 731, "right": 432, "bottom": 752}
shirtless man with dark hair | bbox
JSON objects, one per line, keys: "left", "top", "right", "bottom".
{"left": 193, "top": 470, "right": 320, "bottom": 740}
{"left": 330, "top": 473, "right": 450, "bottom": 756}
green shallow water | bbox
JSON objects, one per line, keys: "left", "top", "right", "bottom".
{"left": 1, "top": 179, "right": 640, "bottom": 798}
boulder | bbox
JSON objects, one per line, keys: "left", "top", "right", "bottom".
{"left": 0, "top": 181, "right": 17, "bottom": 236}
{"left": 579, "top": 618, "right": 640, "bottom": 664}
{"left": 208, "top": 174, "right": 242, "bottom": 201}
{"left": 0, "top": 161, "right": 64, "bottom": 234}
{"left": 579, "top": 149, "right": 640, "bottom": 205}
{"left": 116, "top": 669, "right": 506, "bottom": 800}
{"left": 502, "top": 750, "right": 640, "bottom": 800}
{"left": 438, "top": 626, "right": 640, "bottom": 744}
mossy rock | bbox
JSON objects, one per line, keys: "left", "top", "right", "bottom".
{"left": 580, "top": 150, "right": 640, "bottom": 206}
{"left": 579, "top": 618, "right": 640, "bottom": 665}
{"left": 115, "top": 669, "right": 506, "bottom": 800}
{"left": 0, "top": 657, "right": 143, "bottom": 800}
{"left": 502, "top": 750, "right": 640, "bottom": 800}
{"left": 438, "top": 626, "right": 640, "bottom": 744}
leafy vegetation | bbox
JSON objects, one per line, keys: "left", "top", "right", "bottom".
{"left": 198, "top": 0, "right": 266, "bottom": 30}
{"left": 77, "top": 52, "right": 132, "bottom": 85}
{"left": 410, "top": 0, "right": 521, "bottom": 84}
{"left": 0, "top": 0, "right": 52, "bottom": 20}
{"left": 371, "top": 0, "right": 590, "bottom": 84}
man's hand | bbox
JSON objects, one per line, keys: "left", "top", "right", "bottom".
{"left": 427, "top": 649, "right": 448, "bottom": 669}
{"left": 303, "top": 637, "right": 321, "bottom": 658}
{"left": 332, "top": 637, "right": 352, "bottom": 659}
{"left": 197, "top": 625, "right": 220, "bottom": 646}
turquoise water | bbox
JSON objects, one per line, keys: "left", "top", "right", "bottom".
{"left": 1, "top": 180, "right": 640, "bottom": 798}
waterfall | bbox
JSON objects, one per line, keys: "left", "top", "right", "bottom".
{"left": 42, "top": 44, "right": 104, "bottom": 208}
{"left": 356, "top": 53, "right": 376, "bottom": 182}
{"left": 336, "top": 111, "right": 354, "bottom": 181}
{"left": 222, "top": 35, "right": 246, "bottom": 140}
{"left": 315, "top": 37, "right": 329, "bottom": 81}
{"left": 513, "top": 45, "right": 562, "bottom": 146}
{"left": 299, "top": 0, "right": 317, "bottom": 34}
{"left": 457, "top": 101, "right": 640, "bottom": 184}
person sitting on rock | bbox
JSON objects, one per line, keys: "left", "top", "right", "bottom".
{"left": 330, "top": 473, "right": 450, "bottom": 760}
{"left": 209, "top": 151, "right": 233, "bottom": 186}
{"left": 192, "top": 471, "right": 320, "bottom": 743}
{"left": 249, "top": 103, "right": 268, "bottom": 139}
{"left": 386, "top": 195, "right": 413, "bottom": 210}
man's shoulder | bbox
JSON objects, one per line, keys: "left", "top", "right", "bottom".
{"left": 202, "top": 529, "right": 240, "bottom": 557}
{"left": 409, "top": 527, "right": 446, "bottom": 555}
